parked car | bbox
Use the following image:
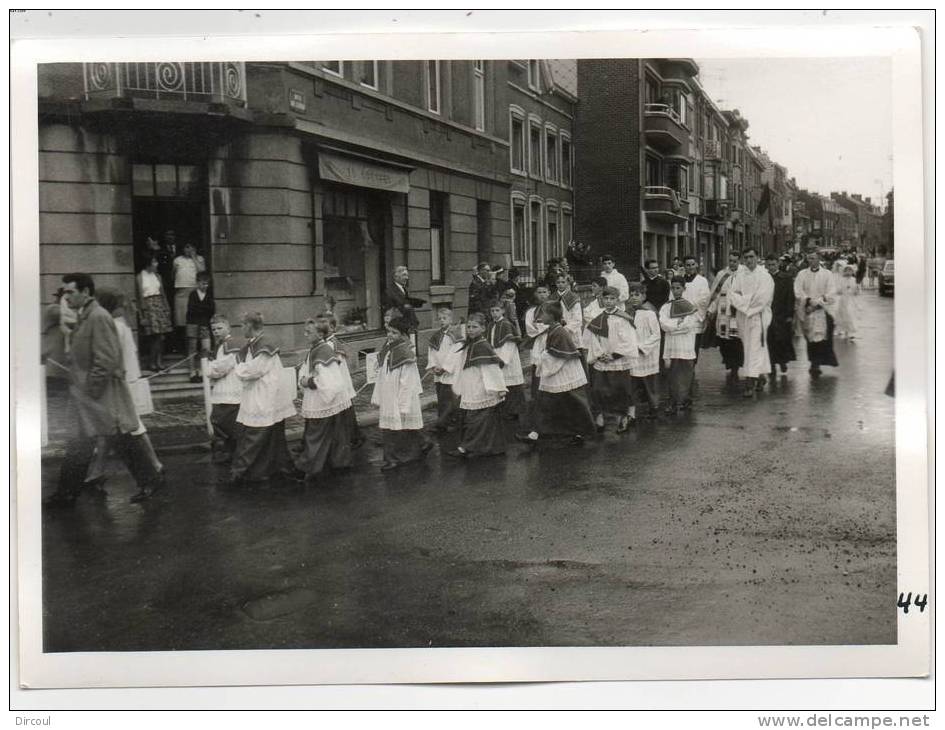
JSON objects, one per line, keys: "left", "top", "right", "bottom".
{"left": 878, "top": 260, "right": 894, "bottom": 297}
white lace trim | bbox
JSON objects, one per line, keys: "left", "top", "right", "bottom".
{"left": 539, "top": 377, "right": 587, "bottom": 393}
{"left": 461, "top": 394, "right": 505, "bottom": 411}
{"left": 300, "top": 399, "right": 352, "bottom": 420}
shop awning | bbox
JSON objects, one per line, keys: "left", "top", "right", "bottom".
{"left": 318, "top": 148, "right": 411, "bottom": 194}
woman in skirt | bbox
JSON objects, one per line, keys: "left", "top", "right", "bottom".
{"left": 137, "top": 256, "right": 173, "bottom": 371}
{"left": 516, "top": 301, "right": 596, "bottom": 446}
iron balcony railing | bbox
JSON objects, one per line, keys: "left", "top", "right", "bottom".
{"left": 644, "top": 185, "right": 683, "bottom": 211}
{"left": 704, "top": 138, "right": 722, "bottom": 161}
{"left": 83, "top": 61, "right": 247, "bottom": 106}
{"left": 644, "top": 102, "right": 682, "bottom": 125}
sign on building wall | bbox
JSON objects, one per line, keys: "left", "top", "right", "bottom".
{"left": 318, "top": 149, "right": 410, "bottom": 194}
{"left": 288, "top": 88, "right": 306, "bottom": 113}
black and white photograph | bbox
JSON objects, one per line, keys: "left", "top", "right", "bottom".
{"left": 11, "top": 11, "right": 930, "bottom": 707}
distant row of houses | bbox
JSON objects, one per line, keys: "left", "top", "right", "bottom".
{"left": 573, "top": 58, "right": 891, "bottom": 280}
{"left": 37, "top": 57, "right": 892, "bottom": 354}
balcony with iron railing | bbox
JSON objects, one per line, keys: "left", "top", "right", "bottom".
{"left": 82, "top": 61, "right": 247, "bottom": 108}
{"left": 644, "top": 185, "right": 689, "bottom": 222}
{"left": 643, "top": 103, "right": 689, "bottom": 152}
{"left": 703, "top": 138, "right": 723, "bottom": 161}
{"left": 703, "top": 198, "right": 730, "bottom": 220}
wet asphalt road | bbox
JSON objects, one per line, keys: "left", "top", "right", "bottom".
{"left": 41, "top": 292, "right": 896, "bottom": 651}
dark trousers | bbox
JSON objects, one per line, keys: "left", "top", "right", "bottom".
{"left": 630, "top": 374, "right": 659, "bottom": 413}
{"left": 211, "top": 403, "right": 241, "bottom": 456}
{"left": 434, "top": 382, "right": 459, "bottom": 428}
{"left": 56, "top": 432, "right": 156, "bottom": 498}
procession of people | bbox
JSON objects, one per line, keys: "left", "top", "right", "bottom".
{"left": 43, "top": 244, "right": 846, "bottom": 507}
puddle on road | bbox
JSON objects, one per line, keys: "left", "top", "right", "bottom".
{"left": 773, "top": 426, "right": 831, "bottom": 439}
{"left": 241, "top": 588, "right": 319, "bottom": 621}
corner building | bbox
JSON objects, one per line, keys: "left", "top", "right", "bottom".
{"left": 39, "top": 60, "right": 575, "bottom": 362}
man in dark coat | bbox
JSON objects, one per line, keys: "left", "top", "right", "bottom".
{"left": 765, "top": 254, "right": 797, "bottom": 376}
{"left": 385, "top": 265, "right": 424, "bottom": 332}
{"left": 44, "top": 273, "right": 165, "bottom": 508}
{"left": 467, "top": 262, "right": 496, "bottom": 317}
{"left": 641, "top": 258, "right": 671, "bottom": 311}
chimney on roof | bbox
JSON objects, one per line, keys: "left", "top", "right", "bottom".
{"left": 866, "top": 197, "right": 872, "bottom": 204}
{"left": 842, "top": 190, "right": 847, "bottom": 197}
{"left": 853, "top": 194, "right": 862, "bottom": 201}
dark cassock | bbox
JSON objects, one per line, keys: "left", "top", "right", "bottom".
{"left": 451, "top": 335, "right": 509, "bottom": 456}
{"left": 486, "top": 315, "right": 526, "bottom": 421}
{"left": 793, "top": 266, "right": 840, "bottom": 372}
{"left": 768, "top": 270, "right": 797, "bottom": 372}
{"left": 535, "top": 324, "right": 596, "bottom": 438}
{"left": 371, "top": 332, "right": 431, "bottom": 466}
{"left": 467, "top": 274, "right": 496, "bottom": 316}
{"left": 583, "top": 306, "right": 637, "bottom": 416}
{"left": 641, "top": 273, "right": 671, "bottom": 312}
{"left": 47, "top": 299, "right": 162, "bottom": 506}
{"left": 230, "top": 332, "right": 297, "bottom": 484}
{"left": 295, "top": 339, "right": 354, "bottom": 479}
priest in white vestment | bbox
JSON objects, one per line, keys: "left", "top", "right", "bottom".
{"left": 728, "top": 248, "right": 775, "bottom": 397}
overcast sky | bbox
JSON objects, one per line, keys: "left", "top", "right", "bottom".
{"left": 696, "top": 57, "right": 892, "bottom": 208}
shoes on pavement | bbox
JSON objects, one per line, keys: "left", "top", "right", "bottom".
{"left": 779, "top": 363, "right": 788, "bottom": 374}
{"left": 446, "top": 448, "right": 467, "bottom": 458}
{"left": 514, "top": 433, "right": 539, "bottom": 446}
{"left": 616, "top": 416, "right": 634, "bottom": 433}
{"left": 380, "top": 461, "right": 399, "bottom": 472}
{"left": 569, "top": 435, "right": 585, "bottom": 446}
{"left": 420, "top": 441, "right": 434, "bottom": 457}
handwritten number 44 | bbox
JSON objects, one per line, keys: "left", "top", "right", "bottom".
{"left": 898, "top": 592, "right": 928, "bottom": 613}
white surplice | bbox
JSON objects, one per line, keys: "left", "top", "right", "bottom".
{"left": 728, "top": 265, "right": 775, "bottom": 378}
{"left": 371, "top": 355, "right": 424, "bottom": 431}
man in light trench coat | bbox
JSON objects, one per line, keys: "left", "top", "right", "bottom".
{"left": 44, "top": 273, "right": 165, "bottom": 508}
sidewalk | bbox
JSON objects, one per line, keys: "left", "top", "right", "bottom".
{"left": 41, "top": 368, "right": 441, "bottom": 461}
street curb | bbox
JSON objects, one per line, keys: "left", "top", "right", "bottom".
{"left": 40, "top": 393, "right": 439, "bottom": 462}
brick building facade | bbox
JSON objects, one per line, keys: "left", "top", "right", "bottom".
{"left": 39, "top": 60, "right": 582, "bottom": 364}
